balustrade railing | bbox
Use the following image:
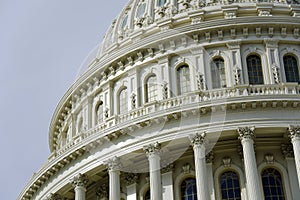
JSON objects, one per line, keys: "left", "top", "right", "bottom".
{"left": 56, "top": 83, "right": 300, "bottom": 156}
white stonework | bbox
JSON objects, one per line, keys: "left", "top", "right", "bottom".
{"left": 19, "top": 0, "right": 300, "bottom": 200}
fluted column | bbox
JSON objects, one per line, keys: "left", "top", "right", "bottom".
{"left": 190, "top": 132, "right": 209, "bottom": 200}
{"left": 104, "top": 157, "right": 121, "bottom": 200}
{"left": 288, "top": 125, "right": 300, "bottom": 187}
{"left": 143, "top": 142, "right": 162, "bottom": 200}
{"left": 237, "top": 127, "right": 262, "bottom": 200}
{"left": 71, "top": 173, "right": 89, "bottom": 200}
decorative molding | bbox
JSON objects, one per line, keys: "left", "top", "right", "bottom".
{"left": 190, "top": 132, "right": 208, "bottom": 146}
{"left": 281, "top": 144, "right": 294, "bottom": 159}
{"left": 264, "top": 153, "right": 275, "bottom": 164}
{"left": 143, "top": 142, "right": 161, "bottom": 156}
{"left": 237, "top": 126, "right": 255, "bottom": 141}
{"left": 182, "top": 163, "right": 192, "bottom": 174}
{"left": 104, "top": 156, "right": 122, "bottom": 171}
{"left": 45, "top": 194, "right": 65, "bottom": 200}
{"left": 206, "top": 151, "right": 214, "bottom": 163}
{"left": 96, "top": 184, "right": 108, "bottom": 199}
{"left": 288, "top": 125, "right": 300, "bottom": 140}
{"left": 222, "top": 157, "right": 232, "bottom": 168}
{"left": 70, "top": 173, "right": 89, "bottom": 188}
{"left": 162, "top": 163, "right": 174, "bottom": 174}
{"left": 124, "top": 173, "right": 139, "bottom": 185}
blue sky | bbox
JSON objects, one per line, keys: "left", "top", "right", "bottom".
{"left": 0, "top": 1, "right": 127, "bottom": 199}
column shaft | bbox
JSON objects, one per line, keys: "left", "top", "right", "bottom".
{"left": 291, "top": 137, "right": 300, "bottom": 186}
{"left": 109, "top": 169, "right": 120, "bottom": 200}
{"left": 238, "top": 127, "right": 262, "bottom": 200}
{"left": 75, "top": 186, "right": 86, "bottom": 200}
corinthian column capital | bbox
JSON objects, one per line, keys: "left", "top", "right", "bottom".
{"left": 288, "top": 125, "right": 300, "bottom": 140}
{"left": 190, "top": 132, "right": 208, "bottom": 147}
{"left": 45, "top": 193, "right": 65, "bottom": 200}
{"left": 237, "top": 126, "right": 255, "bottom": 141}
{"left": 71, "top": 173, "right": 89, "bottom": 188}
{"left": 143, "top": 142, "right": 161, "bottom": 157}
{"left": 104, "top": 156, "right": 122, "bottom": 171}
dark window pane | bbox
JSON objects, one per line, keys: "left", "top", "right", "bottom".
{"left": 262, "top": 168, "right": 286, "bottom": 200}
{"left": 247, "top": 55, "right": 264, "bottom": 85}
{"left": 220, "top": 171, "right": 241, "bottom": 200}
{"left": 284, "top": 55, "right": 299, "bottom": 83}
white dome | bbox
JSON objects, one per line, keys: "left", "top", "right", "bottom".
{"left": 19, "top": 0, "right": 300, "bottom": 199}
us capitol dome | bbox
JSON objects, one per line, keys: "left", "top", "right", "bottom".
{"left": 19, "top": 0, "right": 300, "bottom": 199}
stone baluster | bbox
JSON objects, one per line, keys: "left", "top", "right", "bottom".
{"left": 288, "top": 125, "right": 300, "bottom": 188}
{"left": 143, "top": 142, "right": 162, "bottom": 200}
{"left": 104, "top": 157, "right": 121, "bottom": 200}
{"left": 190, "top": 132, "right": 210, "bottom": 200}
{"left": 237, "top": 127, "right": 262, "bottom": 200}
{"left": 71, "top": 173, "right": 89, "bottom": 200}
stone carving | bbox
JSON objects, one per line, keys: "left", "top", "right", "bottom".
{"left": 281, "top": 144, "right": 294, "bottom": 158}
{"left": 162, "top": 164, "right": 174, "bottom": 173}
{"left": 124, "top": 173, "right": 139, "bottom": 185}
{"left": 135, "top": 17, "right": 145, "bottom": 28}
{"left": 288, "top": 125, "right": 300, "bottom": 140}
{"left": 237, "top": 126, "right": 255, "bottom": 140}
{"left": 234, "top": 68, "right": 241, "bottom": 85}
{"left": 143, "top": 142, "right": 161, "bottom": 156}
{"left": 96, "top": 184, "right": 108, "bottom": 199}
{"left": 190, "top": 132, "right": 208, "bottom": 146}
{"left": 156, "top": 5, "right": 168, "bottom": 18}
{"left": 264, "top": 153, "right": 274, "bottom": 164}
{"left": 272, "top": 64, "right": 280, "bottom": 84}
{"left": 196, "top": 72, "right": 205, "bottom": 90}
{"left": 104, "top": 156, "right": 122, "bottom": 171}
{"left": 45, "top": 194, "right": 65, "bottom": 200}
{"left": 161, "top": 81, "right": 168, "bottom": 99}
{"left": 104, "top": 107, "right": 109, "bottom": 118}
{"left": 222, "top": 157, "right": 232, "bottom": 167}
{"left": 71, "top": 173, "right": 89, "bottom": 188}
{"left": 206, "top": 151, "right": 214, "bottom": 163}
{"left": 258, "top": 10, "right": 271, "bottom": 17}
{"left": 131, "top": 93, "right": 136, "bottom": 109}
{"left": 182, "top": 163, "right": 192, "bottom": 174}
{"left": 224, "top": 11, "right": 236, "bottom": 19}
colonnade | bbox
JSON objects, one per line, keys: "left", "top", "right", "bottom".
{"left": 48, "top": 126, "right": 300, "bottom": 200}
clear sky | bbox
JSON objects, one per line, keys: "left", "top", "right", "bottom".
{"left": 0, "top": 1, "right": 127, "bottom": 199}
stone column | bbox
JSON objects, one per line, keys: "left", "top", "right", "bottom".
{"left": 282, "top": 144, "right": 300, "bottom": 198}
{"left": 71, "top": 173, "right": 89, "bottom": 200}
{"left": 190, "top": 132, "right": 210, "bottom": 200}
{"left": 104, "top": 157, "right": 121, "bottom": 200}
{"left": 237, "top": 127, "right": 262, "bottom": 200}
{"left": 161, "top": 164, "right": 174, "bottom": 200}
{"left": 125, "top": 173, "right": 139, "bottom": 200}
{"left": 206, "top": 151, "right": 216, "bottom": 200}
{"left": 143, "top": 142, "right": 162, "bottom": 200}
{"left": 288, "top": 125, "right": 300, "bottom": 187}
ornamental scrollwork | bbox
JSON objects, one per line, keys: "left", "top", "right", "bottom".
{"left": 96, "top": 184, "right": 108, "bottom": 199}
{"left": 237, "top": 126, "right": 255, "bottom": 141}
{"left": 143, "top": 142, "right": 161, "bottom": 156}
{"left": 288, "top": 125, "right": 300, "bottom": 140}
{"left": 281, "top": 144, "right": 294, "bottom": 158}
{"left": 124, "top": 173, "right": 139, "bottom": 185}
{"left": 104, "top": 156, "right": 122, "bottom": 171}
{"left": 71, "top": 173, "right": 89, "bottom": 188}
{"left": 190, "top": 131, "right": 208, "bottom": 146}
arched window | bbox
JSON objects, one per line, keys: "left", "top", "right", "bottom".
{"left": 136, "top": 3, "right": 146, "bottom": 18}
{"left": 157, "top": 0, "right": 167, "bottom": 7}
{"left": 261, "top": 168, "right": 285, "bottom": 200}
{"left": 284, "top": 55, "right": 299, "bottom": 83}
{"left": 181, "top": 177, "right": 197, "bottom": 200}
{"left": 177, "top": 65, "right": 191, "bottom": 95}
{"left": 145, "top": 75, "right": 158, "bottom": 103}
{"left": 119, "top": 88, "right": 128, "bottom": 115}
{"left": 220, "top": 171, "right": 241, "bottom": 200}
{"left": 96, "top": 101, "right": 103, "bottom": 124}
{"left": 247, "top": 54, "right": 264, "bottom": 85}
{"left": 77, "top": 117, "right": 83, "bottom": 133}
{"left": 144, "top": 188, "right": 150, "bottom": 200}
{"left": 120, "top": 14, "right": 128, "bottom": 30}
{"left": 211, "top": 58, "right": 226, "bottom": 89}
